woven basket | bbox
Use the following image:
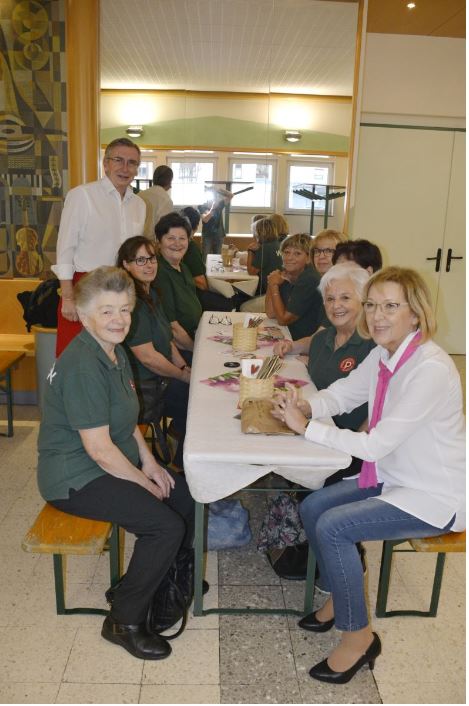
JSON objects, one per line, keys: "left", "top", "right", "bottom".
{"left": 232, "top": 322, "right": 258, "bottom": 352}
{"left": 239, "top": 375, "right": 274, "bottom": 407}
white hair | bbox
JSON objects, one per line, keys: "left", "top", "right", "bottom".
{"left": 318, "top": 262, "right": 370, "bottom": 301}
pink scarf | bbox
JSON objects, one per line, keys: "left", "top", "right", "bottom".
{"left": 358, "top": 331, "right": 422, "bottom": 488}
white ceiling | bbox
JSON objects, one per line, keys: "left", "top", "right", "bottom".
{"left": 100, "top": 0, "right": 359, "bottom": 95}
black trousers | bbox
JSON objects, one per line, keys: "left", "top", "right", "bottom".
{"left": 50, "top": 469, "right": 194, "bottom": 624}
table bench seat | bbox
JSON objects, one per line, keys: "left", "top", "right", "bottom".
{"left": 22, "top": 503, "right": 123, "bottom": 615}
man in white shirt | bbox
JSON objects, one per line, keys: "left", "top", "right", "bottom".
{"left": 52, "top": 137, "right": 145, "bottom": 355}
{"left": 138, "top": 165, "right": 174, "bottom": 239}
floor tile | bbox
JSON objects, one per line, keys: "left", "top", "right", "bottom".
{"left": 218, "top": 545, "right": 281, "bottom": 586}
{"left": 143, "top": 628, "right": 219, "bottom": 685}
{"left": 0, "top": 626, "right": 77, "bottom": 682}
{"left": 187, "top": 583, "right": 219, "bottom": 630}
{"left": 63, "top": 625, "right": 144, "bottom": 684}
{"left": 220, "top": 681, "right": 301, "bottom": 704}
{"left": 56, "top": 682, "right": 141, "bottom": 703}
{"left": 0, "top": 682, "right": 60, "bottom": 704}
{"left": 219, "top": 585, "right": 289, "bottom": 631}
{"left": 375, "top": 677, "right": 465, "bottom": 704}
{"left": 140, "top": 684, "right": 221, "bottom": 703}
{"left": 219, "top": 626, "right": 295, "bottom": 685}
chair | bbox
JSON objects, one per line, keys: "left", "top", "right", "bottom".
{"left": 376, "top": 531, "right": 466, "bottom": 618}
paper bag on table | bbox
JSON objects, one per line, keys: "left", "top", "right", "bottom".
{"left": 241, "top": 398, "right": 296, "bottom": 435}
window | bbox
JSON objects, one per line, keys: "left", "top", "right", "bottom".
{"left": 132, "top": 160, "right": 154, "bottom": 192}
{"left": 167, "top": 158, "right": 215, "bottom": 206}
{"left": 286, "top": 161, "right": 335, "bottom": 213}
{"left": 228, "top": 158, "right": 275, "bottom": 209}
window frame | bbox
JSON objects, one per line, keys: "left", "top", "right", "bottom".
{"left": 284, "top": 159, "right": 336, "bottom": 216}
{"left": 227, "top": 155, "right": 277, "bottom": 213}
{"left": 166, "top": 154, "right": 218, "bottom": 208}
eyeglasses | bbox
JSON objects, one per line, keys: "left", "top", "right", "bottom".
{"left": 208, "top": 314, "right": 232, "bottom": 325}
{"left": 106, "top": 156, "right": 140, "bottom": 170}
{"left": 313, "top": 248, "right": 335, "bottom": 257}
{"left": 129, "top": 255, "right": 157, "bottom": 266}
{"left": 363, "top": 301, "right": 410, "bottom": 315}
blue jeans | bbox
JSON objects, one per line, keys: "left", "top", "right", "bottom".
{"left": 202, "top": 234, "right": 224, "bottom": 260}
{"left": 299, "top": 480, "right": 455, "bottom": 632}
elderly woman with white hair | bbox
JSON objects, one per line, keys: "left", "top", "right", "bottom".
{"left": 275, "top": 263, "right": 374, "bottom": 452}
{"left": 37, "top": 266, "right": 195, "bottom": 661}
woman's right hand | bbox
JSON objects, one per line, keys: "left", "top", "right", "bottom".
{"left": 273, "top": 339, "right": 293, "bottom": 357}
{"left": 61, "top": 298, "right": 79, "bottom": 322}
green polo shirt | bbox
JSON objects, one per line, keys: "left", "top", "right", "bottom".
{"left": 183, "top": 239, "right": 206, "bottom": 278}
{"left": 125, "top": 290, "right": 173, "bottom": 383}
{"left": 279, "top": 265, "right": 322, "bottom": 340}
{"left": 252, "top": 240, "right": 283, "bottom": 294}
{"left": 154, "top": 256, "right": 203, "bottom": 339}
{"left": 307, "top": 327, "right": 375, "bottom": 431}
{"left": 37, "top": 329, "right": 140, "bottom": 501}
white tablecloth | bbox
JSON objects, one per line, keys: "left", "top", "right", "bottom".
{"left": 206, "top": 254, "right": 258, "bottom": 282}
{"left": 183, "top": 312, "right": 351, "bottom": 503}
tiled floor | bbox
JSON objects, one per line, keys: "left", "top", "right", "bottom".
{"left": 0, "top": 354, "right": 465, "bottom": 704}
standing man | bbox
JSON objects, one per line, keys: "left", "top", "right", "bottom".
{"left": 198, "top": 188, "right": 233, "bottom": 261}
{"left": 138, "top": 165, "right": 174, "bottom": 239}
{"left": 52, "top": 137, "right": 145, "bottom": 356}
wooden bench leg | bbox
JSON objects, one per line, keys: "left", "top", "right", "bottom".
{"left": 0, "top": 367, "right": 14, "bottom": 437}
{"left": 53, "top": 554, "right": 67, "bottom": 615}
{"left": 376, "top": 541, "right": 447, "bottom": 618}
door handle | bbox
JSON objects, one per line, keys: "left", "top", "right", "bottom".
{"left": 446, "top": 248, "right": 463, "bottom": 272}
{"left": 426, "top": 248, "right": 442, "bottom": 273}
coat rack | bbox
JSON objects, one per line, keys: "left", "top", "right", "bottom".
{"left": 292, "top": 183, "right": 346, "bottom": 233}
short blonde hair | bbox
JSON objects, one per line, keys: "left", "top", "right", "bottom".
{"left": 357, "top": 266, "right": 436, "bottom": 343}
{"left": 254, "top": 218, "right": 278, "bottom": 243}
{"left": 280, "top": 233, "right": 313, "bottom": 256}
{"left": 270, "top": 213, "right": 289, "bottom": 238}
{"left": 75, "top": 266, "right": 136, "bottom": 314}
{"left": 313, "top": 229, "right": 347, "bottom": 248}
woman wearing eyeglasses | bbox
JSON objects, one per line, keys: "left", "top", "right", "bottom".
{"left": 311, "top": 229, "right": 347, "bottom": 276}
{"left": 117, "top": 236, "right": 190, "bottom": 469}
{"left": 272, "top": 266, "right": 465, "bottom": 685}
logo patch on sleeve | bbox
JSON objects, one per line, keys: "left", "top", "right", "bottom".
{"left": 129, "top": 379, "right": 136, "bottom": 391}
{"left": 339, "top": 357, "right": 356, "bottom": 373}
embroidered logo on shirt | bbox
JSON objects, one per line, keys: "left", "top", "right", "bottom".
{"left": 47, "top": 362, "right": 57, "bottom": 385}
{"left": 339, "top": 357, "right": 356, "bottom": 373}
{"left": 129, "top": 379, "right": 135, "bottom": 391}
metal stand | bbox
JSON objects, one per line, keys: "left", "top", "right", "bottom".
{"left": 292, "top": 183, "right": 346, "bottom": 233}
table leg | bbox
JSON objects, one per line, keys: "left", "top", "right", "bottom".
{"left": 5, "top": 368, "right": 13, "bottom": 437}
{"left": 193, "top": 501, "right": 205, "bottom": 616}
{"left": 303, "top": 545, "right": 316, "bottom": 614}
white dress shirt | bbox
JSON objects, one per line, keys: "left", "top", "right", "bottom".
{"left": 138, "top": 185, "right": 173, "bottom": 239}
{"left": 52, "top": 177, "right": 146, "bottom": 280}
{"left": 304, "top": 333, "right": 466, "bottom": 531}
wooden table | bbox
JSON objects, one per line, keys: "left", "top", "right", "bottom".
{"left": 0, "top": 351, "right": 26, "bottom": 436}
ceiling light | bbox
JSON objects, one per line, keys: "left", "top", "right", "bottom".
{"left": 126, "top": 125, "right": 144, "bottom": 138}
{"left": 284, "top": 130, "right": 302, "bottom": 143}
{"left": 407, "top": 2, "right": 416, "bottom": 8}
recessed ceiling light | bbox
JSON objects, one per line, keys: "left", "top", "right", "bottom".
{"left": 407, "top": 2, "right": 416, "bottom": 8}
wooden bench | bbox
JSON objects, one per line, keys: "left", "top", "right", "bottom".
{"left": 0, "top": 351, "right": 26, "bottom": 436}
{"left": 376, "top": 531, "right": 466, "bottom": 618}
{"left": 22, "top": 503, "right": 124, "bottom": 615}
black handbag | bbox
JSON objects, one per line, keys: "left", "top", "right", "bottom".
{"left": 105, "top": 547, "right": 194, "bottom": 641}
{"left": 137, "top": 377, "right": 171, "bottom": 464}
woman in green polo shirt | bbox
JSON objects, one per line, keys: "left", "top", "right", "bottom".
{"left": 117, "top": 236, "right": 190, "bottom": 468}
{"left": 37, "top": 267, "right": 195, "bottom": 661}
{"left": 154, "top": 212, "right": 203, "bottom": 354}
{"left": 265, "top": 233, "right": 323, "bottom": 340}
{"left": 274, "top": 262, "right": 375, "bottom": 479}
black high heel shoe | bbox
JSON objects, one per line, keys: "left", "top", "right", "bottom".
{"left": 309, "top": 632, "right": 381, "bottom": 684}
{"left": 298, "top": 611, "right": 334, "bottom": 633}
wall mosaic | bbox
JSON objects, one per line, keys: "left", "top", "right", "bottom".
{"left": 0, "top": 0, "right": 67, "bottom": 279}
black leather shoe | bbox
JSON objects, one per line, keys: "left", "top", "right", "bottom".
{"left": 309, "top": 632, "right": 381, "bottom": 684}
{"left": 298, "top": 611, "right": 334, "bottom": 633}
{"left": 102, "top": 615, "right": 171, "bottom": 660}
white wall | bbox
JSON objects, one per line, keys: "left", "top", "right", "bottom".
{"left": 361, "top": 34, "right": 465, "bottom": 119}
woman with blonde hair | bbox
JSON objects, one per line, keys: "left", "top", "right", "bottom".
{"left": 273, "top": 266, "right": 465, "bottom": 684}
{"left": 265, "top": 233, "right": 322, "bottom": 339}
{"left": 246, "top": 217, "right": 283, "bottom": 295}
{"left": 270, "top": 213, "right": 289, "bottom": 241}
{"left": 312, "top": 229, "right": 347, "bottom": 276}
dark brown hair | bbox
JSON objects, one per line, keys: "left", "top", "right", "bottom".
{"left": 116, "top": 236, "right": 157, "bottom": 310}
